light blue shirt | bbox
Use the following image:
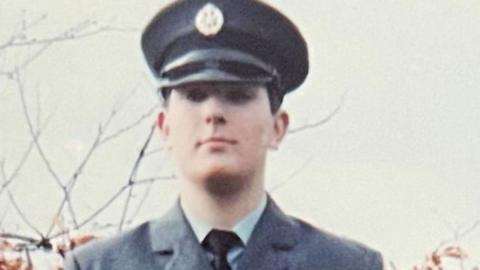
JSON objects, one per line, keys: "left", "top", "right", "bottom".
{"left": 182, "top": 194, "right": 267, "bottom": 269}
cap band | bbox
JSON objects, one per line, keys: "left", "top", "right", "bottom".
{"left": 159, "top": 48, "right": 280, "bottom": 88}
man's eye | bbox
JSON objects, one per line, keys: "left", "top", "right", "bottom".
{"left": 224, "top": 90, "right": 254, "bottom": 104}
{"left": 185, "top": 90, "right": 208, "bottom": 102}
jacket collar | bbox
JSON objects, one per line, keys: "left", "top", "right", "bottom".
{"left": 148, "top": 195, "right": 298, "bottom": 270}
{"left": 237, "top": 195, "right": 298, "bottom": 269}
{"left": 149, "top": 200, "right": 211, "bottom": 270}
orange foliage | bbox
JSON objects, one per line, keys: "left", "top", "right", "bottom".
{"left": 56, "top": 235, "right": 96, "bottom": 258}
{"left": 0, "top": 234, "right": 96, "bottom": 270}
{"left": 412, "top": 245, "right": 477, "bottom": 270}
{"left": 0, "top": 257, "right": 32, "bottom": 270}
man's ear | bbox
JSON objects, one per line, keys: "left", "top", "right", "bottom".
{"left": 157, "top": 111, "right": 169, "bottom": 138}
{"left": 270, "top": 110, "right": 289, "bottom": 149}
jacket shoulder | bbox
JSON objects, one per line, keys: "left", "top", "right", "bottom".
{"left": 290, "top": 217, "right": 383, "bottom": 270}
{"left": 65, "top": 222, "right": 155, "bottom": 270}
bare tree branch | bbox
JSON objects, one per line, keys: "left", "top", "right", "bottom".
{"left": 0, "top": 232, "right": 38, "bottom": 244}
{"left": 118, "top": 186, "right": 135, "bottom": 233}
{"left": 11, "top": 60, "right": 150, "bottom": 238}
{"left": 0, "top": 209, "right": 8, "bottom": 228}
{"left": 118, "top": 123, "right": 156, "bottom": 232}
{"left": 0, "top": 141, "right": 34, "bottom": 196}
{"left": 20, "top": 13, "right": 48, "bottom": 32}
{"left": 288, "top": 91, "right": 348, "bottom": 134}
{"left": 269, "top": 155, "right": 314, "bottom": 193}
{"left": 99, "top": 104, "right": 158, "bottom": 145}
{"left": 435, "top": 218, "right": 480, "bottom": 251}
{"left": 388, "top": 261, "right": 398, "bottom": 270}
{"left": 50, "top": 94, "right": 141, "bottom": 232}
{"left": 64, "top": 123, "right": 157, "bottom": 233}
{"left": 0, "top": 163, "right": 43, "bottom": 237}
{"left": 126, "top": 181, "right": 154, "bottom": 225}
{"left": 65, "top": 126, "right": 103, "bottom": 190}
{"left": 0, "top": 19, "right": 138, "bottom": 50}
{"left": 46, "top": 96, "right": 156, "bottom": 236}
{"left": 25, "top": 247, "right": 33, "bottom": 268}
{"left": 5, "top": 190, "right": 43, "bottom": 238}
{"left": 133, "top": 175, "right": 176, "bottom": 185}
{"left": 122, "top": 175, "right": 176, "bottom": 226}
{"left": 75, "top": 185, "right": 129, "bottom": 230}
{"left": 0, "top": 112, "right": 53, "bottom": 196}
{"left": 1, "top": 17, "right": 139, "bottom": 81}
{"left": 19, "top": 43, "right": 53, "bottom": 71}
{"left": 14, "top": 69, "right": 63, "bottom": 188}
{"left": 460, "top": 218, "right": 480, "bottom": 239}
{"left": 0, "top": 12, "right": 168, "bottom": 268}
{"left": 13, "top": 68, "right": 81, "bottom": 232}
{"left": 110, "top": 77, "right": 144, "bottom": 115}
{"left": 45, "top": 79, "right": 158, "bottom": 236}
{"left": 144, "top": 147, "right": 166, "bottom": 157}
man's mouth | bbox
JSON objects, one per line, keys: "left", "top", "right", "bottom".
{"left": 197, "top": 137, "right": 237, "bottom": 148}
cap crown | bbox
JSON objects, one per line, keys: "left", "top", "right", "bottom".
{"left": 141, "top": 0, "right": 309, "bottom": 95}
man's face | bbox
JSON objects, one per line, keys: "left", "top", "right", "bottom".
{"left": 157, "top": 82, "right": 289, "bottom": 193}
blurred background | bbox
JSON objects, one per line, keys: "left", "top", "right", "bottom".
{"left": 1, "top": 0, "right": 479, "bottom": 269}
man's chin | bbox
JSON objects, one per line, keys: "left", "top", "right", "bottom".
{"left": 200, "top": 168, "right": 248, "bottom": 197}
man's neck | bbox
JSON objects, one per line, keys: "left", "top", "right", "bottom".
{"left": 180, "top": 177, "right": 265, "bottom": 230}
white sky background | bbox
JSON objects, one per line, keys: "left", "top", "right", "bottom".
{"left": 0, "top": 0, "right": 479, "bottom": 268}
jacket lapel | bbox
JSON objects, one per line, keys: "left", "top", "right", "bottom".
{"left": 146, "top": 196, "right": 298, "bottom": 270}
{"left": 148, "top": 202, "right": 212, "bottom": 270}
{"left": 237, "top": 196, "right": 298, "bottom": 270}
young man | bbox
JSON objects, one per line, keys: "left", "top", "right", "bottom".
{"left": 65, "top": 0, "right": 383, "bottom": 269}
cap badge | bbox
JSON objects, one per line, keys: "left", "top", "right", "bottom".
{"left": 195, "top": 3, "right": 224, "bottom": 37}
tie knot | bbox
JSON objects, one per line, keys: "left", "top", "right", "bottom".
{"left": 203, "top": 229, "right": 242, "bottom": 256}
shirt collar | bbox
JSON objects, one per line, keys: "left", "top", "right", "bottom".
{"left": 181, "top": 194, "right": 267, "bottom": 246}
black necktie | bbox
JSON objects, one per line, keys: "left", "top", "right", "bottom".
{"left": 203, "top": 229, "right": 242, "bottom": 270}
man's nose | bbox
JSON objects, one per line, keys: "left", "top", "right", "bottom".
{"left": 203, "top": 97, "right": 227, "bottom": 125}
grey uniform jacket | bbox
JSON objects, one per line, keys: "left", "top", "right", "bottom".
{"left": 65, "top": 197, "right": 383, "bottom": 270}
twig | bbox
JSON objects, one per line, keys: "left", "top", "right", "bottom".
{"left": 1, "top": 18, "right": 138, "bottom": 82}
{"left": 288, "top": 90, "right": 348, "bottom": 134}
{"left": 25, "top": 247, "right": 33, "bottom": 267}
{"left": 269, "top": 155, "right": 313, "bottom": 193}
{"left": 14, "top": 68, "right": 81, "bottom": 232}
{"left": 0, "top": 113, "right": 52, "bottom": 196}
{"left": 99, "top": 104, "right": 158, "bottom": 145}
{"left": 6, "top": 189, "right": 43, "bottom": 238}
{"left": 110, "top": 77, "right": 143, "bottom": 115}
{"left": 0, "top": 164, "right": 43, "bottom": 237}
{"left": 14, "top": 69, "right": 63, "bottom": 188}
{"left": 34, "top": 83, "right": 42, "bottom": 131}
{"left": 45, "top": 125, "right": 106, "bottom": 237}
{"left": 0, "top": 232, "right": 37, "bottom": 244}
{"left": 48, "top": 123, "right": 156, "bottom": 235}
{"left": 118, "top": 123, "right": 156, "bottom": 232}
{"left": 126, "top": 181, "right": 154, "bottom": 225}
{"left": 0, "top": 204, "right": 9, "bottom": 228}
{"left": 133, "top": 175, "right": 176, "bottom": 185}
{"left": 458, "top": 218, "right": 480, "bottom": 239}
{"left": 76, "top": 185, "right": 129, "bottom": 229}
{"left": 4, "top": 12, "right": 47, "bottom": 48}
{"left": 21, "top": 13, "right": 48, "bottom": 32}
{"left": 118, "top": 186, "right": 135, "bottom": 233}
{"left": 46, "top": 85, "right": 157, "bottom": 237}
{"left": 65, "top": 126, "right": 103, "bottom": 190}
{"left": 0, "top": 22, "right": 137, "bottom": 50}
{"left": 18, "top": 43, "right": 53, "bottom": 71}
{"left": 437, "top": 218, "right": 480, "bottom": 250}
{"left": 144, "top": 147, "right": 166, "bottom": 157}
{"left": 123, "top": 175, "right": 176, "bottom": 225}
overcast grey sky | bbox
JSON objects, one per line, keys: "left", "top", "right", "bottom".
{"left": 1, "top": 0, "right": 479, "bottom": 268}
